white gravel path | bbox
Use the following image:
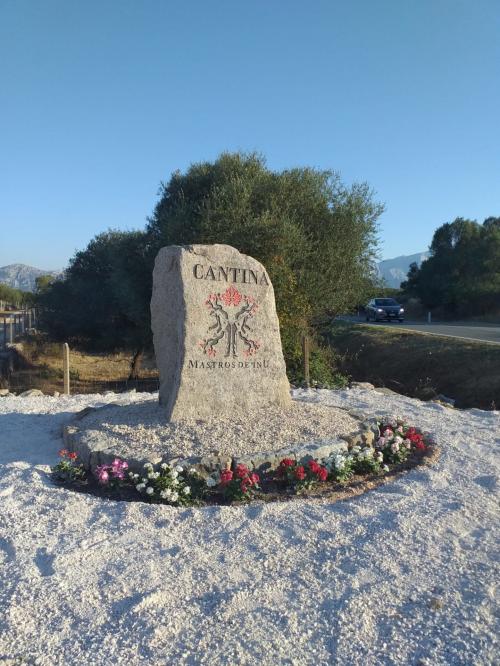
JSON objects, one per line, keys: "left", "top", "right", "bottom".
{"left": 0, "top": 388, "right": 498, "bottom": 665}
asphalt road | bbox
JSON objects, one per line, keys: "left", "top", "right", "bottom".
{"left": 358, "top": 319, "right": 500, "bottom": 345}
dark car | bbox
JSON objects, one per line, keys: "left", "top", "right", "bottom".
{"left": 365, "top": 298, "right": 405, "bottom": 322}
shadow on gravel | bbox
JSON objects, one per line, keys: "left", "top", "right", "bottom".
{"left": 0, "top": 411, "right": 76, "bottom": 466}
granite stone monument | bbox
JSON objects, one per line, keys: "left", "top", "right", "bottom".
{"left": 151, "top": 244, "right": 291, "bottom": 419}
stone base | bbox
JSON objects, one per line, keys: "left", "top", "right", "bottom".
{"left": 62, "top": 398, "right": 380, "bottom": 477}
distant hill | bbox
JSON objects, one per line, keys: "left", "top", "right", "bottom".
{"left": 0, "top": 264, "right": 61, "bottom": 292}
{"left": 377, "top": 252, "right": 430, "bottom": 289}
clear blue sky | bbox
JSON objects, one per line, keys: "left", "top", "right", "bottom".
{"left": 1, "top": 0, "right": 499, "bottom": 269}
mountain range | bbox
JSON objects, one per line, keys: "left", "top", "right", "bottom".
{"left": 0, "top": 264, "right": 61, "bottom": 292}
{"left": 376, "top": 252, "right": 429, "bottom": 289}
{"left": 1, "top": 253, "right": 429, "bottom": 293}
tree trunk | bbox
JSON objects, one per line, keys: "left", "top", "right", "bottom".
{"left": 128, "top": 349, "right": 143, "bottom": 381}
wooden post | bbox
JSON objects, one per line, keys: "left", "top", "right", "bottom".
{"left": 302, "top": 334, "right": 310, "bottom": 388}
{"left": 63, "top": 343, "right": 70, "bottom": 395}
{"left": 8, "top": 319, "right": 13, "bottom": 344}
{"left": 2, "top": 317, "right": 6, "bottom": 350}
{"left": 28, "top": 310, "right": 32, "bottom": 329}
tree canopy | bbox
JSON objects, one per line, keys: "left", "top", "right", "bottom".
{"left": 402, "top": 217, "right": 500, "bottom": 316}
{"left": 38, "top": 230, "right": 152, "bottom": 367}
{"left": 38, "top": 152, "right": 383, "bottom": 382}
{"left": 147, "top": 152, "right": 383, "bottom": 363}
{"left": 0, "top": 283, "right": 33, "bottom": 308}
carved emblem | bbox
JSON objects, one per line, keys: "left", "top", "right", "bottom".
{"left": 199, "top": 286, "right": 261, "bottom": 358}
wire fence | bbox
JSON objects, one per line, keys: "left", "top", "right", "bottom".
{"left": 4, "top": 371, "right": 160, "bottom": 395}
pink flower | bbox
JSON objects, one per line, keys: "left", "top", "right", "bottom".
{"left": 95, "top": 465, "right": 110, "bottom": 484}
{"left": 111, "top": 458, "right": 128, "bottom": 472}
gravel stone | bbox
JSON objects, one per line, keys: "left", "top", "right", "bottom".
{"left": 67, "top": 398, "right": 359, "bottom": 470}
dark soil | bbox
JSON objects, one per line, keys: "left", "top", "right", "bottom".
{"left": 51, "top": 445, "right": 439, "bottom": 507}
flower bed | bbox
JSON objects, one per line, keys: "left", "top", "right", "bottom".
{"left": 52, "top": 418, "right": 436, "bottom": 506}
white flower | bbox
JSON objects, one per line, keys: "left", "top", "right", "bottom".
{"left": 376, "top": 452, "right": 384, "bottom": 462}
{"left": 362, "top": 448, "right": 373, "bottom": 458}
{"left": 170, "top": 470, "right": 179, "bottom": 480}
{"left": 136, "top": 483, "right": 146, "bottom": 491}
{"left": 160, "top": 490, "right": 168, "bottom": 499}
{"left": 394, "top": 436, "right": 403, "bottom": 445}
{"left": 175, "top": 465, "right": 184, "bottom": 473}
{"left": 170, "top": 492, "right": 179, "bottom": 502}
{"left": 183, "top": 486, "right": 191, "bottom": 495}
{"left": 160, "top": 463, "right": 168, "bottom": 470}
{"left": 383, "top": 465, "right": 389, "bottom": 472}
{"left": 188, "top": 468, "right": 197, "bottom": 475}
{"left": 351, "top": 446, "right": 361, "bottom": 454}
{"left": 147, "top": 472, "right": 155, "bottom": 479}
{"left": 397, "top": 425, "right": 404, "bottom": 433}
{"left": 205, "top": 477, "right": 217, "bottom": 487}
{"left": 144, "top": 462, "right": 153, "bottom": 470}
{"left": 391, "top": 442, "right": 399, "bottom": 453}
{"left": 146, "top": 487, "right": 154, "bottom": 495}
{"left": 142, "top": 477, "right": 148, "bottom": 483}
{"left": 334, "top": 456, "right": 345, "bottom": 470}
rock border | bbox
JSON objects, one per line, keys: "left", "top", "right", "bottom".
{"left": 62, "top": 403, "right": 380, "bottom": 477}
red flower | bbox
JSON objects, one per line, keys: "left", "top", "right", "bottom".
{"left": 235, "top": 464, "right": 250, "bottom": 479}
{"left": 414, "top": 439, "right": 426, "bottom": 450}
{"left": 294, "top": 466, "right": 306, "bottom": 481}
{"left": 317, "top": 467, "right": 328, "bottom": 482}
{"left": 308, "top": 460, "right": 321, "bottom": 474}
{"left": 279, "top": 458, "right": 294, "bottom": 468}
{"left": 67, "top": 452, "right": 78, "bottom": 461}
{"left": 58, "top": 449, "right": 68, "bottom": 457}
{"left": 250, "top": 473, "right": 260, "bottom": 486}
{"left": 220, "top": 469, "right": 233, "bottom": 485}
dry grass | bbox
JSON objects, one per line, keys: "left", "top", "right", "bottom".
{"left": 27, "top": 344, "right": 158, "bottom": 381}
{"left": 325, "top": 321, "right": 500, "bottom": 410}
{"left": 4, "top": 338, "right": 159, "bottom": 394}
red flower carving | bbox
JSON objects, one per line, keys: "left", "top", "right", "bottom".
{"left": 221, "top": 285, "right": 242, "bottom": 307}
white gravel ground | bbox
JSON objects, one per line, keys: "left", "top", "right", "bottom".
{"left": 0, "top": 388, "right": 498, "bottom": 666}
{"left": 76, "top": 399, "right": 359, "bottom": 458}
